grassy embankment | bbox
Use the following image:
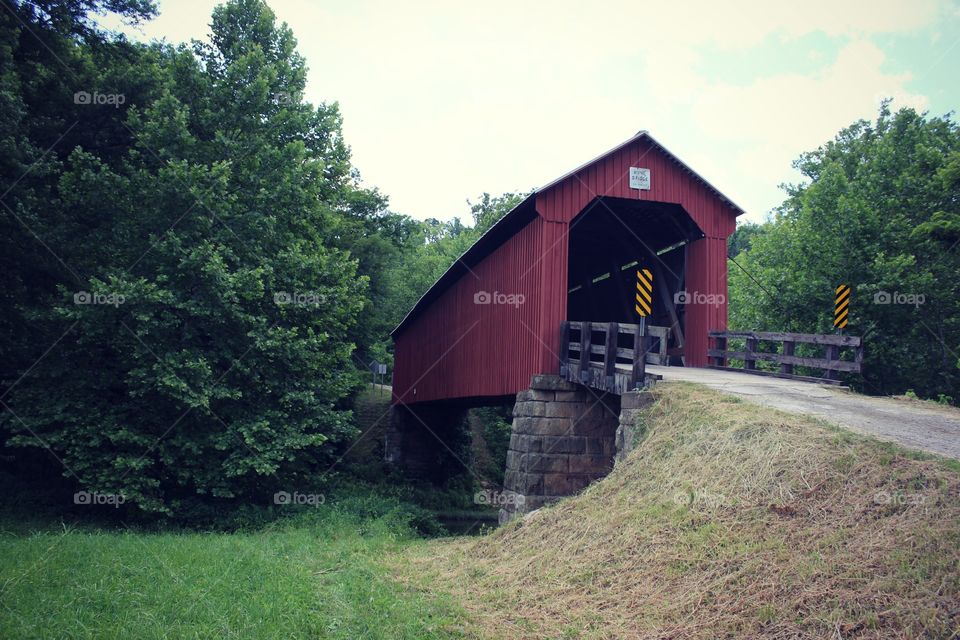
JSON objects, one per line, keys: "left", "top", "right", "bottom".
{"left": 398, "top": 382, "right": 960, "bottom": 639}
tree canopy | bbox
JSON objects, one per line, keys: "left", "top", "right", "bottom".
{"left": 729, "top": 104, "right": 960, "bottom": 400}
{"left": 1, "top": 0, "right": 375, "bottom": 512}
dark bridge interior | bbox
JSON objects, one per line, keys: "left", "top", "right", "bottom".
{"left": 566, "top": 197, "right": 704, "bottom": 361}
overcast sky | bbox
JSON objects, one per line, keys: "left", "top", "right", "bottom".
{"left": 104, "top": 0, "right": 960, "bottom": 224}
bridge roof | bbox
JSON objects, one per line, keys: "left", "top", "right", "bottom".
{"left": 391, "top": 130, "right": 745, "bottom": 337}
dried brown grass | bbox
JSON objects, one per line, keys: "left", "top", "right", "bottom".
{"left": 394, "top": 382, "right": 960, "bottom": 639}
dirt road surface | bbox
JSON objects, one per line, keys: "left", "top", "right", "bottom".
{"left": 647, "top": 365, "right": 960, "bottom": 459}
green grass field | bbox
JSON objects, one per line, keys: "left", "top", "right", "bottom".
{"left": 0, "top": 496, "right": 464, "bottom": 639}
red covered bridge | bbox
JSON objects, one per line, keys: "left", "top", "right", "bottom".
{"left": 392, "top": 131, "right": 744, "bottom": 406}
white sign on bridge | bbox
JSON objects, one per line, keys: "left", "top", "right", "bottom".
{"left": 629, "top": 167, "right": 651, "bottom": 190}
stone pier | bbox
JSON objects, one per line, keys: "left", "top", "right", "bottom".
{"left": 385, "top": 374, "right": 654, "bottom": 521}
{"left": 499, "top": 375, "right": 654, "bottom": 523}
{"left": 615, "top": 389, "right": 654, "bottom": 462}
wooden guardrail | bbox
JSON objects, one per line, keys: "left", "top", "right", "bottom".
{"left": 559, "top": 321, "right": 651, "bottom": 394}
{"left": 708, "top": 330, "right": 863, "bottom": 385}
{"left": 646, "top": 325, "right": 670, "bottom": 365}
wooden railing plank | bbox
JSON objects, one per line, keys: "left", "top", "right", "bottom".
{"left": 579, "top": 321, "right": 592, "bottom": 384}
{"left": 706, "top": 348, "right": 862, "bottom": 373}
{"left": 708, "top": 330, "right": 860, "bottom": 347}
{"left": 604, "top": 323, "right": 618, "bottom": 390}
{"left": 707, "top": 365, "right": 846, "bottom": 386}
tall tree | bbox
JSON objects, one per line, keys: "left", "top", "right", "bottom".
{"left": 0, "top": 0, "right": 159, "bottom": 404}
{"left": 2, "top": 0, "right": 370, "bottom": 513}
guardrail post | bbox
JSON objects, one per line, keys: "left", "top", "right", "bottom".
{"left": 715, "top": 334, "right": 727, "bottom": 367}
{"left": 745, "top": 336, "right": 757, "bottom": 371}
{"left": 603, "top": 322, "right": 618, "bottom": 392}
{"left": 781, "top": 340, "right": 794, "bottom": 375}
{"left": 824, "top": 344, "right": 839, "bottom": 381}
{"left": 559, "top": 322, "right": 570, "bottom": 378}
{"left": 631, "top": 325, "right": 647, "bottom": 389}
{"left": 579, "top": 321, "right": 592, "bottom": 384}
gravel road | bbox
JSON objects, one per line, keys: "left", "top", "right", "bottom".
{"left": 647, "top": 365, "right": 960, "bottom": 459}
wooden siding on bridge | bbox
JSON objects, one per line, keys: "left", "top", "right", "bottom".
{"left": 392, "top": 217, "right": 553, "bottom": 404}
{"left": 534, "top": 136, "right": 737, "bottom": 371}
{"left": 392, "top": 132, "right": 741, "bottom": 405}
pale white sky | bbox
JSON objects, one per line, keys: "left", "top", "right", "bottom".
{"left": 106, "top": 0, "right": 960, "bottom": 224}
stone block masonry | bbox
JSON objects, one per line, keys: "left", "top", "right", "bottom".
{"left": 616, "top": 390, "right": 655, "bottom": 462}
{"left": 500, "top": 375, "right": 622, "bottom": 523}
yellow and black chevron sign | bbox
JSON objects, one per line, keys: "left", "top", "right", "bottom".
{"left": 834, "top": 284, "right": 851, "bottom": 329}
{"left": 635, "top": 268, "right": 653, "bottom": 317}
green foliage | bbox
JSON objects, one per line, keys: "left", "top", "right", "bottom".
{"left": 727, "top": 221, "right": 762, "bottom": 258}
{"left": 0, "top": 0, "right": 533, "bottom": 516}
{"left": 729, "top": 105, "right": 960, "bottom": 399}
{"left": 468, "top": 191, "right": 524, "bottom": 235}
{"left": 0, "top": 0, "right": 381, "bottom": 513}
{"left": 472, "top": 406, "right": 512, "bottom": 485}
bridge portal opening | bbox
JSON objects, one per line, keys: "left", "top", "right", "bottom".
{"left": 566, "top": 197, "right": 704, "bottom": 366}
